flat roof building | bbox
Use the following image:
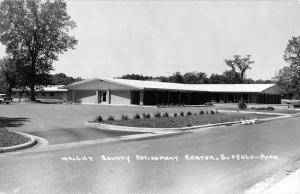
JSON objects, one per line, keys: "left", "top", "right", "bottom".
{"left": 64, "top": 78, "right": 285, "bottom": 105}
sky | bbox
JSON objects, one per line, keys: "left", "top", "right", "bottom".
{"left": 1, "top": 0, "right": 300, "bottom": 80}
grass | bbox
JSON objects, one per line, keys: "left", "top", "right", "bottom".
{"left": 101, "top": 113, "right": 275, "bottom": 128}
{"left": 0, "top": 128, "right": 29, "bottom": 147}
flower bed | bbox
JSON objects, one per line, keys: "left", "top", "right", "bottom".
{"left": 97, "top": 113, "right": 275, "bottom": 128}
{"left": 0, "top": 128, "right": 29, "bottom": 147}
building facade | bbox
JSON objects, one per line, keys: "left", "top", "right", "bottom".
{"left": 64, "top": 78, "right": 284, "bottom": 105}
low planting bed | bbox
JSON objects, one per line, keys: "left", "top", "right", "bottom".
{"left": 0, "top": 128, "right": 29, "bottom": 147}
{"left": 97, "top": 113, "right": 275, "bottom": 128}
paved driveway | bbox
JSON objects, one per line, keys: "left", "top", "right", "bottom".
{"left": 0, "top": 103, "right": 212, "bottom": 144}
{"left": 0, "top": 115, "right": 300, "bottom": 194}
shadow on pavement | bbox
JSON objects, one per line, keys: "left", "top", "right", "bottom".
{"left": 0, "top": 117, "right": 30, "bottom": 128}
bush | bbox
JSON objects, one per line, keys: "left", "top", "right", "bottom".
{"left": 107, "top": 115, "right": 115, "bottom": 121}
{"left": 174, "top": 113, "right": 178, "bottom": 117}
{"left": 154, "top": 112, "right": 161, "bottom": 118}
{"left": 187, "top": 111, "right": 192, "bottom": 116}
{"left": 199, "top": 110, "right": 204, "bottom": 115}
{"left": 180, "top": 111, "right": 184, "bottom": 116}
{"left": 142, "top": 113, "right": 151, "bottom": 118}
{"left": 133, "top": 113, "right": 140, "bottom": 119}
{"left": 204, "top": 102, "right": 213, "bottom": 106}
{"left": 121, "top": 115, "right": 128, "bottom": 120}
{"left": 182, "top": 103, "right": 185, "bottom": 106}
{"left": 206, "top": 110, "right": 209, "bottom": 114}
{"left": 238, "top": 100, "right": 247, "bottom": 109}
{"left": 266, "top": 106, "right": 275, "bottom": 111}
{"left": 170, "top": 103, "right": 174, "bottom": 106}
{"left": 211, "top": 110, "right": 215, "bottom": 114}
{"left": 186, "top": 123, "right": 192, "bottom": 127}
{"left": 95, "top": 115, "right": 103, "bottom": 122}
{"left": 163, "top": 112, "right": 169, "bottom": 117}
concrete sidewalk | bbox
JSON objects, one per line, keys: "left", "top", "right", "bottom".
{"left": 263, "top": 169, "right": 300, "bottom": 194}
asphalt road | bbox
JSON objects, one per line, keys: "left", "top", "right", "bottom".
{"left": 1, "top": 115, "right": 300, "bottom": 194}
{"left": 0, "top": 104, "right": 212, "bottom": 144}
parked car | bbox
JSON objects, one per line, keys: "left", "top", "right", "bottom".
{"left": 0, "top": 94, "right": 13, "bottom": 104}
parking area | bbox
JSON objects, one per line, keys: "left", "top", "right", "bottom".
{"left": 0, "top": 103, "right": 213, "bottom": 144}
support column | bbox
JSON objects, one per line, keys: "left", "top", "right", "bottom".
{"left": 139, "top": 90, "right": 144, "bottom": 105}
{"left": 72, "top": 90, "right": 75, "bottom": 103}
{"left": 108, "top": 90, "right": 111, "bottom": 104}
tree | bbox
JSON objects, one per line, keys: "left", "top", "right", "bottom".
{"left": 169, "top": 72, "right": 183, "bottom": 83}
{"left": 182, "top": 71, "right": 208, "bottom": 84}
{"left": 51, "top": 73, "right": 82, "bottom": 85}
{"left": 284, "top": 36, "right": 300, "bottom": 69}
{"left": 224, "top": 55, "right": 254, "bottom": 83}
{"left": 0, "top": 0, "right": 78, "bottom": 101}
{"left": 273, "top": 66, "right": 299, "bottom": 98}
{"left": 0, "top": 57, "right": 17, "bottom": 95}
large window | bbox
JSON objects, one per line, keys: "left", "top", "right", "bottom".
{"left": 103, "top": 92, "right": 106, "bottom": 102}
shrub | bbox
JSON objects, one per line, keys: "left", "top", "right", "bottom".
{"left": 238, "top": 100, "right": 247, "bottom": 109}
{"left": 121, "top": 115, "right": 128, "bottom": 120}
{"left": 154, "top": 112, "right": 161, "bottom": 118}
{"left": 187, "top": 111, "right": 192, "bottom": 116}
{"left": 133, "top": 113, "right": 140, "bottom": 119}
{"left": 206, "top": 110, "right": 209, "bottom": 114}
{"left": 142, "top": 113, "right": 151, "bottom": 118}
{"left": 186, "top": 123, "right": 192, "bottom": 127}
{"left": 211, "top": 110, "right": 215, "bottom": 114}
{"left": 95, "top": 115, "right": 103, "bottom": 122}
{"left": 204, "top": 101, "right": 213, "bottom": 106}
{"left": 182, "top": 103, "right": 185, "bottom": 106}
{"left": 163, "top": 112, "right": 169, "bottom": 117}
{"left": 170, "top": 103, "right": 174, "bottom": 106}
{"left": 180, "top": 111, "right": 184, "bottom": 116}
{"left": 174, "top": 113, "right": 178, "bottom": 117}
{"left": 199, "top": 110, "right": 204, "bottom": 115}
{"left": 266, "top": 106, "right": 275, "bottom": 111}
{"left": 107, "top": 115, "right": 115, "bottom": 121}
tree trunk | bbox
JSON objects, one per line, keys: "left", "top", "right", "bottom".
{"left": 30, "top": 83, "right": 35, "bottom": 101}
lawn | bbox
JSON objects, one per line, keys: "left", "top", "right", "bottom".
{"left": 100, "top": 113, "right": 276, "bottom": 128}
{"left": 0, "top": 128, "right": 29, "bottom": 147}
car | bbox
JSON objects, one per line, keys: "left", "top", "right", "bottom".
{"left": 0, "top": 94, "right": 13, "bottom": 104}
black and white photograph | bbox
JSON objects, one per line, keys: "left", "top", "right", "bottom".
{"left": 1, "top": 0, "right": 300, "bottom": 193}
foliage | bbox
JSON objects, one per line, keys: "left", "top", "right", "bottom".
{"left": 187, "top": 111, "right": 192, "bottom": 116}
{"left": 238, "top": 100, "right": 247, "bottom": 109}
{"left": 154, "top": 112, "right": 161, "bottom": 118}
{"left": 180, "top": 111, "right": 184, "bottom": 116}
{"left": 163, "top": 112, "right": 169, "bottom": 117}
{"left": 107, "top": 115, "right": 115, "bottom": 121}
{"left": 182, "top": 71, "right": 208, "bottom": 84}
{"left": 199, "top": 110, "right": 204, "bottom": 114}
{"left": 121, "top": 115, "right": 128, "bottom": 120}
{"left": 224, "top": 55, "right": 254, "bottom": 83}
{"left": 210, "top": 110, "right": 215, "bottom": 114}
{"left": 266, "top": 106, "right": 275, "bottom": 111}
{"left": 119, "top": 74, "right": 153, "bottom": 80}
{"left": 133, "top": 113, "right": 140, "bottom": 119}
{"left": 95, "top": 116, "right": 103, "bottom": 122}
{"left": 174, "top": 113, "right": 178, "bottom": 117}
{"left": 142, "top": 113, "right": 150, "bottom": 118}
{"left": 0, "top": 0, "right": 78, "bottom": 100}
{"left": 51, "top": 73, "right": 82, "bottom": 85}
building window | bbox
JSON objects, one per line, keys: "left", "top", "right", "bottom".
{"left": 50, "top": 92, "right": 54, "bottom": 97}
{"left": 103, "top": 92, "right": 106, "bottom": 102}
{"left": 42, "top": 92, "right": 46, "bottom": 96}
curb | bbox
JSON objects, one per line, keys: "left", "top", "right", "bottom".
{"left": 85, "top": 113, "right": 289, "bottom": 134}
{"left": 0, "top": 131, "right": 37, "bottom": 153}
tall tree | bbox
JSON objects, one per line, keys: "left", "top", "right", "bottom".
{"left": 0, "top": 0, "right": 77, "bottom": 101}
{"left": 182, "top": 71, "right": 208, "bottom": 84}
{"left": 169, "top": 72, "right": 183, "bottom": 83}
{"left": 224, "top": 55, "right": 254, "bottom": 83}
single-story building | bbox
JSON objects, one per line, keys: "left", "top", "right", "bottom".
{"left": 64, "top": 78, "right": 285, "bottom": 105}
{"left": 12, "top": 85, "right": 68, "bottom": 101}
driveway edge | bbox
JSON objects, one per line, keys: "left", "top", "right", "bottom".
{"left": 0, "top": 131, "right": 37, "bottom": 153}
{"left": 85, "top": 112, "right": 290, "bottom": 134}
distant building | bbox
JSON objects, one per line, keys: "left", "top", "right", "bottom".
{"left": 12, "top": 85, "right": 68, "bottom": 101}
{"left": 64, "top": 78, "right": 285, "bottom": 105}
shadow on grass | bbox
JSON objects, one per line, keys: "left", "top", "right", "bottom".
{"left": 0, "top": 117, "right": 30, "bottom": 128}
